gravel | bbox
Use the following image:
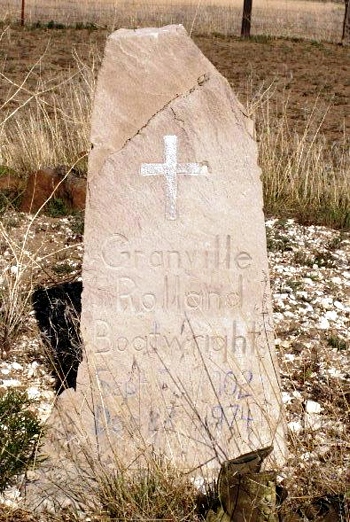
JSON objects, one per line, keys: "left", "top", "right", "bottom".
{"left": 0, "top": 213, "right": 349, "bottom": 508}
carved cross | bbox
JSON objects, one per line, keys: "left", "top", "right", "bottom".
{"left": 140, "top": 135, "right": 208, "bottom": 220}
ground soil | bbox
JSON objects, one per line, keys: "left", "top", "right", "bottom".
{"left": 0, "top": 25, "right": 349, "bottom": 145}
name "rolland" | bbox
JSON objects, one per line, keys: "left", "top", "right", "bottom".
{"left": 115, "top": 273, "right": 244, "bottom": 312}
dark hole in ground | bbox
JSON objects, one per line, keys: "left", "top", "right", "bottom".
{"left": 32, "top": 281, "right": 82, "bottom": 394}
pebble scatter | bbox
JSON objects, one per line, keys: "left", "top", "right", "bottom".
{"left": 0, "top": 214, "right": 349, "bottom": 505}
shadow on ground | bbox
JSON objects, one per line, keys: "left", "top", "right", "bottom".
{"left": 32, "top": 281, "right": 83, "bottom": 394}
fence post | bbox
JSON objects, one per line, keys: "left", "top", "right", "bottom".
{"left": 21, "top": 0, "right": 25, "bottom": 26}
{"left": 241, "top": 0, "right": 253, "bottom": 38}
{"left": 343, "top": 0, "right": 350, "bottom": 43}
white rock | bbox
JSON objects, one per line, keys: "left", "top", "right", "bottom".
{"left": 10, "top": 265, "right": 18, "bottom": 275}
{"left": 27, "top": 386, "right": 41, "bottom": 400}
{"left": 320, "top": 297, "right": 333, "bottom": 310}
{"left": 310, "top": 271, "right": 321, "bottom": 280}
{"left": 0, "top": 487, "right": 21, "bottom": 507}
{"left": 317, "top": 317, "right": 330, "bottom": 329}
{"left": 331, "top": 276, "right": 342, "bottom": 285}
{"left": 325, "top": 310, "right": 338, "bottom": 321}
{"left": 327, "top": 368, "right": 343, "bottom": 378}
{"left": 26, "top": 470, "right": 39, "bottom": 481}
{"left": 282, "top": 392, "right": 292, "bottom": 404}
{"left": 11, "top": 362, "right": 23, "bottom": 371}
{"left": 280, "top": 340, "right": 291, "bottom": 349}
{"left": 296, "top": 291, "right": 308, "bottom": 300}
{"left": 288, "top": 421, "right": 303, "bottom": 433}
{"left": 300, "top": 451, "right": 312, "bottom": 461}
{"left": 284, "top": 311, "right": 295, "bottom": 318}
{"left": 26, "top": 361, "right": 40, "bottom": 377}
{"left": 303, "top": 278, "right": 315, "bottom": 286}
{"left": 334, "top": 300, "right": 344, "bottom": 310}
{"left": 1, "top": 379, "right": 21, "bottom": 387}
{"left": 285, "top": 353, "right": 296, "bottom": 362}
{"left": 305, "top": 400, "right": 322, "bottom": 414}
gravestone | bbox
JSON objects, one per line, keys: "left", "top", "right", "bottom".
{"left": 74, "top": 24, "right": 286, "bottom": 472}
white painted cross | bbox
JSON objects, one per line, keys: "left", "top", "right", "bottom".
{"left": 140, "top": 135, "right": 208, "bottom": 220}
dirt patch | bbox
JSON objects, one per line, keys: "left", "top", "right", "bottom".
{"left": 195, "top": 35, "right": 350, "bottom": 144}
{"left": 0, "top": 26, "right": 348, "bottom": 146}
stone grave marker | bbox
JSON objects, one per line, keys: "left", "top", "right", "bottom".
{"left": 73, "top": 24, "right": 286, "bottom": 473}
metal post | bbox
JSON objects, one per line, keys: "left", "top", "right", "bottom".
{"left": 343, "top": 0, "right": 350, "bottom": 43}
{"left": 241, "top": 0, "right": 253, "bottom": 38}
{"left": 21, "top": 0, "right": 25, "bottom": 26}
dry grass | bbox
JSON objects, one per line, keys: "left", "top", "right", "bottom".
{"left": 277, "top": 341, "right": 350, "bottom": 519}
{"left": 96, "top": 456, "right": 201, "bottom": 520}
{"left": 0, "top": 219, "right": 33, "bottom": 350}
{"left": 0, "top": 0, "right": 345, "bottom": 41}
{"left": 0, "top": 507, "right": 38, "bottom": 522}
{"left": 0, "top": 54, "right": 95, "bottom": 177}
{"left": 1, "top": 48, "right": 349, "bottom": 229}
{"left": 247, "top": 84, "right": 350, "bottom": 229}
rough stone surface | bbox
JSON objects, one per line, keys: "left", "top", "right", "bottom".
{"left": 20, "top": 166, "right": 86, "bottom": 213}
{"left": 0, "top": 174, "right": 22, "bottom": 193}
{"left": 61, "top": 25, "right": 286, "bottom": 474}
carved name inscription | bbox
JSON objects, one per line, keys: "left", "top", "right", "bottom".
{"left": 85, "top": 199, "right": 275, "bottom": 460}
{"left": 102, "top": 234, "right": 252, "bottom": 271}
{"left": 98, "top": 234, "right": 255, "bottom": 314}
{"left": 93, "top": 319, "right": 262, "bottom": 359}
{"left": 113, "top": 274, "right": 243, "bottom": 312}
{"left": 90, "top": 226, "right": 265, "bottom": 447}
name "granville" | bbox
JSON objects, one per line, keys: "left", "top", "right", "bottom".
{"left": 101, "top": 234, "right": 252, "bottom": 271}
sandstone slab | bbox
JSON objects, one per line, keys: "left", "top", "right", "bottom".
{"left": 62, "top": 25, "right": 286, "bottom": 474}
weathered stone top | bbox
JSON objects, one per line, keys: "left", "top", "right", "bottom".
{"left": 90, "top": 25, "right": 253, "bottom": 177}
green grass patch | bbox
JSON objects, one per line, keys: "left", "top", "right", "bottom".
{"left": 0, "top": 390, "right": 43, "bottom": 492}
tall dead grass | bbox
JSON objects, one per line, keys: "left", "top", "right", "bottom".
{"left": 0, "top": 53, "right": 349, "bottom": 229}
{"left": 0, "top": 0, "right": 345, "bottom": 42}
{"left": 0, "top": 53, "right": 96, "bottom": 177}
{"left": 247, "top": 84, "right": 350, "bottom": 229}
